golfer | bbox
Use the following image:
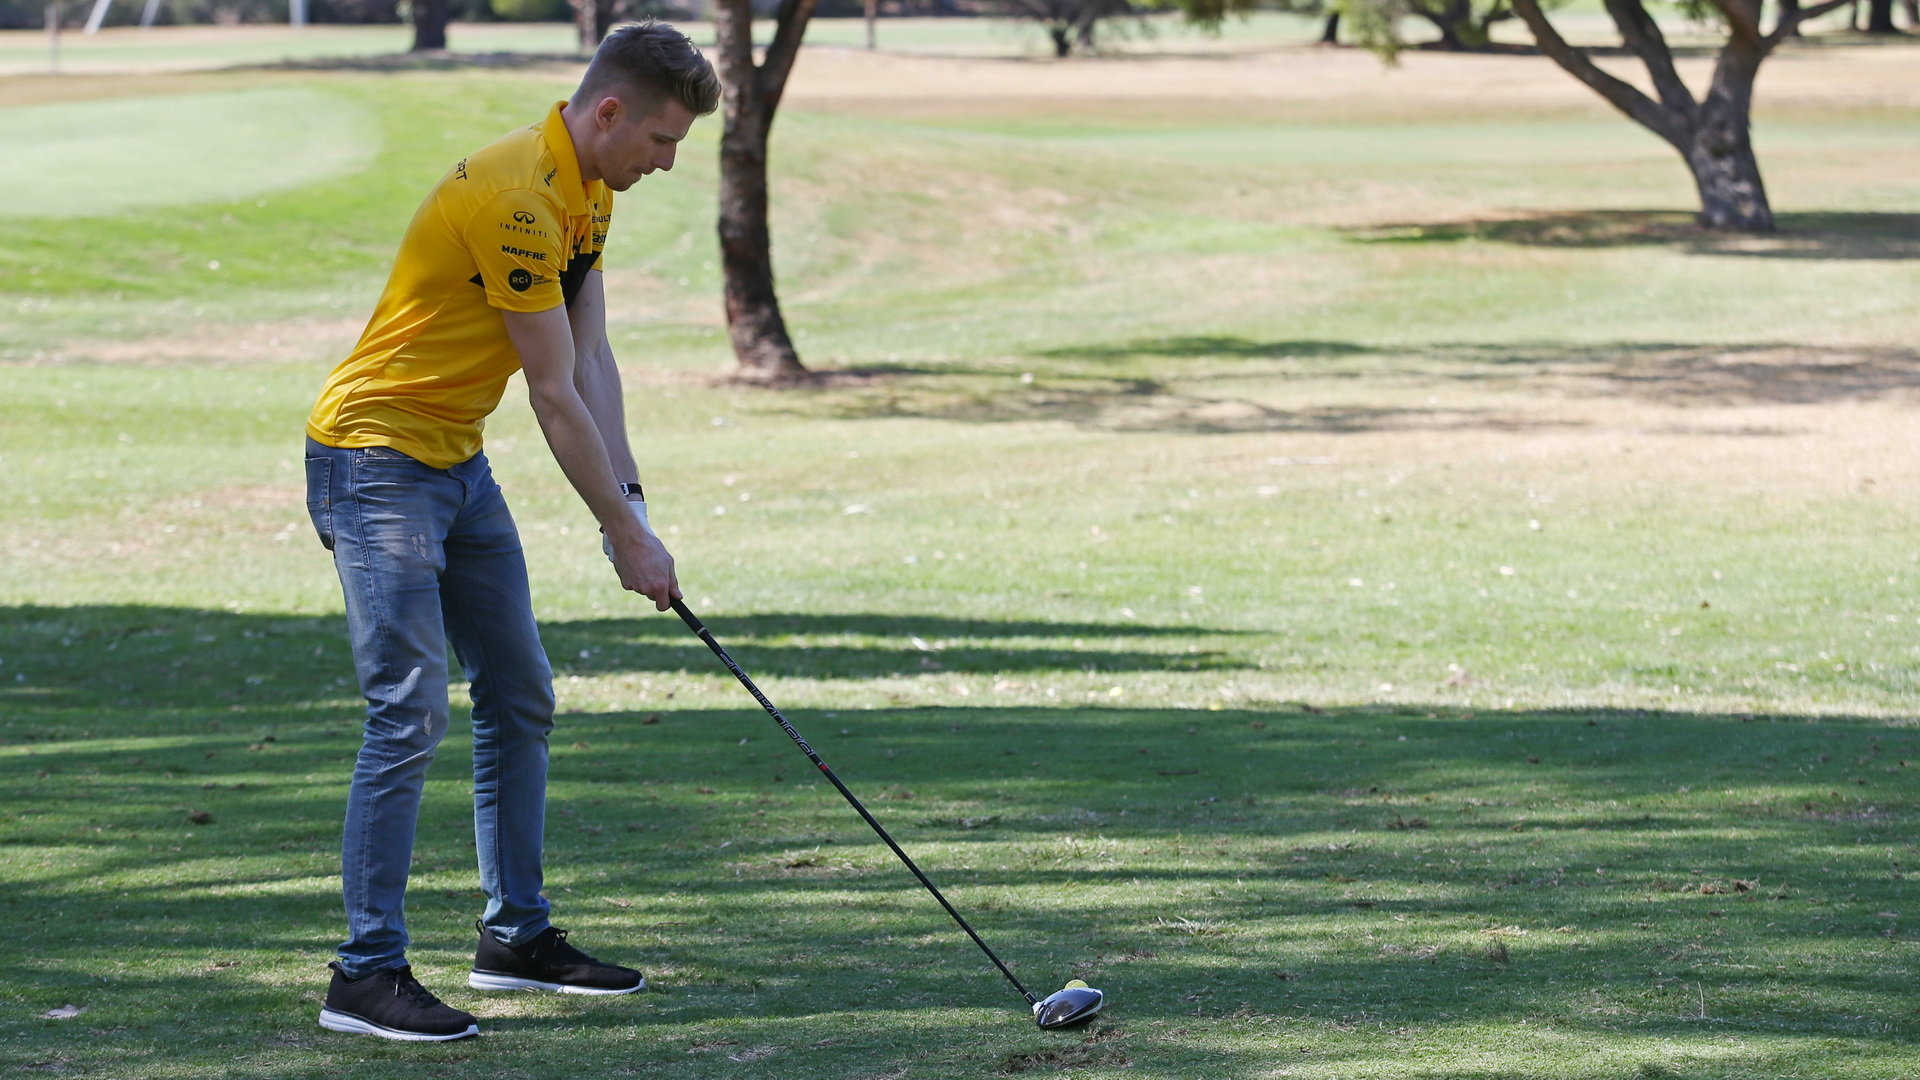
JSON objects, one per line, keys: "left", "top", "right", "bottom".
{"left": 300, "top": 23, "right": 718, "bottom": 1042}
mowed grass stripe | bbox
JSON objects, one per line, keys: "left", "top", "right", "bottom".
{"left": 0, "top": 86, "right": 378, "bottom": 218}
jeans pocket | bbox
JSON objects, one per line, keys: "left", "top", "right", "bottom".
{"left": 304, "top": 456, "right": 335, "bottom": 551}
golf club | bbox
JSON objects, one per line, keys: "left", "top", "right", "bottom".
{"left": 669, "top": 597, "right": 1105, "bottom": 1030}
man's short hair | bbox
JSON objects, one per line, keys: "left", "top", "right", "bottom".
{"left": 576, "top": 21, "right": 722, "bottom": 119}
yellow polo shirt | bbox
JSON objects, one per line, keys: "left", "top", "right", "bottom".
{"left": 306, "top": 102, "right": 613, "bottom": 469}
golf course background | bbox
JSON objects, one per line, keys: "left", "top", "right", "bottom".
{"left": 2, "top": 17, "right": 1918, "bottom": 1079}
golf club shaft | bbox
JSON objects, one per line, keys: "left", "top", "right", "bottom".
{"left": 670, "top": 598, "right": 1038, "bottom": 1006}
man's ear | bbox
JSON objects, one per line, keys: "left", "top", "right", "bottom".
{"left": 594, "top": 94, "right": 623, "bottom": 130}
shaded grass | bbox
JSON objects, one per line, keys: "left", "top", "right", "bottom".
{"left": 2, "top": 605, "right": 1917, "bottom": 1078}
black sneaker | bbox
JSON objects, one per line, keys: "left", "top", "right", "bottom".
{"left": 468, "top": 921, "right": 645, "bottom": 995}
{"left": 318, "top": 962, "right": 479, "bottom": 1042}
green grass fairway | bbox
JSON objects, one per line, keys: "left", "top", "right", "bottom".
{"left": 0, "top": 86, "right": 376, "bottom": 217}
{"left": 2, "top": 29, "right": 1919, "bottom": 1080}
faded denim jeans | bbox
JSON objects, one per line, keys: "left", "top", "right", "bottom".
{"left": 304, "top": 437, "right": 554, "bottom": 977}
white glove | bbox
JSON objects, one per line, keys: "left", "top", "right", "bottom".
{"left": 602, "top": 501, "right": 654, "bottom": 561}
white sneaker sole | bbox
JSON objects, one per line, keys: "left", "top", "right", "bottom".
{"left": 318, "top": 1008, "right": 479, "bottom": 1041}
{"left": 466, "top": 971, "right": 644, "bottom": 995}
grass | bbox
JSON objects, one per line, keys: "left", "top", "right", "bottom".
{"left": 3, "top": 27, "right": 1920, "bottom": 1080}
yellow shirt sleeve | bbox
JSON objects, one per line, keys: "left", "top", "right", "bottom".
{"left": 464, "top": 189, "right": 565, "bottom": 312}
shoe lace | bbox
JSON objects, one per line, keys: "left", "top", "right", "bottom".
{"left": 389, "top": 967, "right": 445, "bottom": 1009}
{"left": 532, "top": 928, "right": 595, "bottom": 966}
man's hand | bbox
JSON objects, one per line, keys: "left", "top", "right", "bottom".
{"left": 602, "top": 501, "right": 681, "bottom": 610}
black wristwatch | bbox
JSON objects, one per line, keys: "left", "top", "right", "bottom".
{"left": 619, "top": 482, "right": 645, "bottom": 499}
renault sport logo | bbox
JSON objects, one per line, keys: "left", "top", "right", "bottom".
{"left": 512, "top": 211, "right": 537, "bottom": 224}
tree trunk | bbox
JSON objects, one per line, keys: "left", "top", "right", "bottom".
{"left": 865, "top": 0, "right": 877, "bottom": 49}
{"left": 1049, "top": 24, "right": 1072, "bottom": 55}
{"left": 1319, "top": 10, "right": 1341, "bottom": 44}
{"left": 713, "top": 0, "right": 813, "bottom": 381}
{"left": 1681, "top": 117, "right": 1773, "bottom": 230}
{"left": 1509, "top": 0, "right": 1791, "bottom": 232}
{"left": 1679, "top": 46, "right": 1773, "bottom": 231}
{"left": 1864, "top": 0, "right": 1898, "bottom": 30}
{"left": 410, "top": 0, "right": 447, "bottom": 52}
{"left": 571, "top": 0, "right": 613, "bottom": 50}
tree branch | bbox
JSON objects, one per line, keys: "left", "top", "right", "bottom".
{"left": 758, "top": 0, "right": 821, "bottom": 121}
{"left": 1767, "top": 0, "right": 1856, "bottom": 43}
{"left": 1704, "top": 0, "right": 1764, "bottom": 41}
{"left": 1512, "top": 0, "right": 1688, "bottom": 146}
{"left": 1600, "top": 0, "right": 1695, "bottom": 115}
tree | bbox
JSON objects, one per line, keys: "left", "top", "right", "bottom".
{"left": 1401, "top": 0, "right": 1516, "bottom": 48}
{"left": 712, "top": 0, "right": 817, "bottom": 381}
{"left": 1861, "top": 0, "right": 1911, "bottom": 29}
{"left": 571, "top": 0, "right": 614, "bottom": 49}
{"left": 1330, "top": 0, "right": 1550, "bottom": 54}
{"left": 1512, "top": 0, "right": 1855, "bottom": 232}
{"left": 991, "top": 0, "right": 1136, "bottom": 56}
{"left": 1168, "top": 0, "right": 1343, "bottom": 46}
{"left": 411, "top": 0, "right": 448, "bottom": 51}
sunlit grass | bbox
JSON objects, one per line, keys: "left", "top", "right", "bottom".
{"left": 3, "top": 30, "right": 1919, "bottom": 1080}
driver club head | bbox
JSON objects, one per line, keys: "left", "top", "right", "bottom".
{"left": 1033, "top": 980, "right": 1104, "bottom": 1029}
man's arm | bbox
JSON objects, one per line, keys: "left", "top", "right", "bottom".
{"left": 567, "top": 270, "right": 639, "bottom": 484}
{"left": 502, "top": 302, "right": 679, "bottom": 610}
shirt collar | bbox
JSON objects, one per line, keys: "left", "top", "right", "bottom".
{"left": 542, "top": 101, "right": 591, "bottom": 218}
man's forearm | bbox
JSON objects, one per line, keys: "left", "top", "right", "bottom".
{"left": 574, "top": 339, "right": 639, "bottom": 485}
{"left": 529, "top": 384, "right": 645, "bottom": 546}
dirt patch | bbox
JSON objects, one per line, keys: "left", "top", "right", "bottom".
{"left": 36, "top": 319, "right": 364, "bottom": 367}
{"left": 784, "top": 39, "right": 1920, "bottom": 118}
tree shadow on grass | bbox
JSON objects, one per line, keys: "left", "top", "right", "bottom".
{"left": 787, "top": 361, "right": 1584, "bottom": 435}
{"left": 785, "top": 336, "right": 1920, "bottom": 431}
{"left": 1342, "top": 210, "right": 1920, "bottom": 261}
{"left": 0, "top": 606, "right": 1254, "bottom": 726}
{"left": 5, "top": 667, "right": 1917, "bottom": 1075}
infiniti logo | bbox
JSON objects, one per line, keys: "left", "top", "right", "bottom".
{"left": 512, "top": 211, "right": 537, "bottom": 224}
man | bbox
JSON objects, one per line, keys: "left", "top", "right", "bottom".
{"left": 301, "top": 23, "right": 720, "bottom": 1042}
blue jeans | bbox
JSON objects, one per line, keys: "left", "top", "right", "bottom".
{"left": 304, "top": 437, "right": 555, "bottom": 978}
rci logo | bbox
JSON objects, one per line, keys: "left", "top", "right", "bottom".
{"left": 509, "top": 268, "right": 533, "bottom": 292}
{"left": 512, "top": 211, "right": 537, "bottom": 224}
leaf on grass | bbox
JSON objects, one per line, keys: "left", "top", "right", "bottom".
{"left": 40, "top": 1004, "right": 84, "bottom": 1019}
{"left": 1152, "top": 916, "right": 1230, "bottom": 936}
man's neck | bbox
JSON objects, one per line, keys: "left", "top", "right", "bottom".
{"left": 559, "top": 100, "right": 601, "bottom": 185}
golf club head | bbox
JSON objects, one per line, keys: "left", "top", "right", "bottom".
{"left": 1033, "top": 980, "right": 1104, "bottom": 1029}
